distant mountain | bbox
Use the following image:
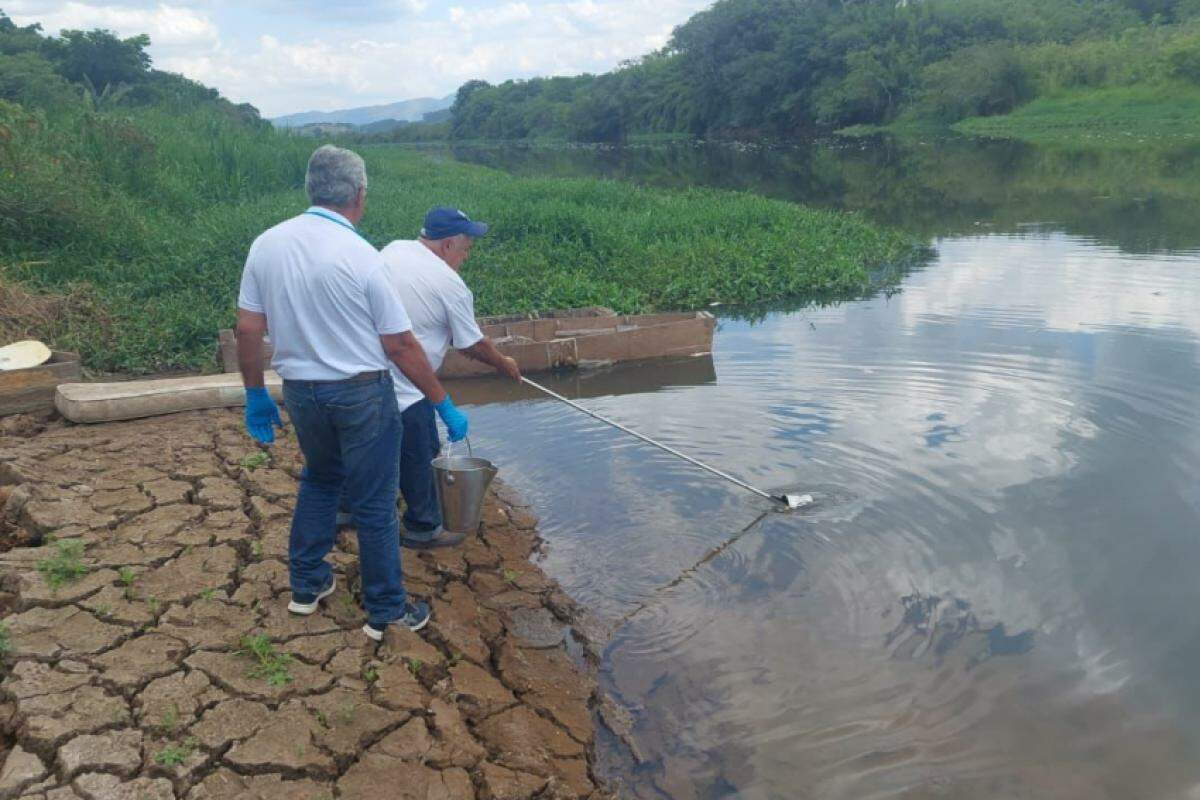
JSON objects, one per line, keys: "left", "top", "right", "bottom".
{"left": 272, "top": 95, "right": 454, "bottom": 128}
{"left": 357, "top": 118, "right": 406, "bottom": 134}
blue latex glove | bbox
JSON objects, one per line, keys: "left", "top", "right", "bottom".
{"left": 244, "top": 387, "right": 282, "bottom": 444}
{"left": 434, "top": 395, "right": 469, "bottom": 442}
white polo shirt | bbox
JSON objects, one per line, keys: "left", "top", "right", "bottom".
{"left": 238, "top": 208, "right": 412, "bottom": 381}
{"left": 379, "top": 240, "right": 485, "bottom": 411}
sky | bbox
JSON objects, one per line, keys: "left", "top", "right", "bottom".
{"left": 5, "top": 0, "right": 712, "bottom": 118}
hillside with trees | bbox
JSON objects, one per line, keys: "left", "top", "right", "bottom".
{"left": 447, "top": 0, "right": 1200, "bottom": 141}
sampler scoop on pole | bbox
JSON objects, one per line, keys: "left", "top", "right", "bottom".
{"left": 520, "top": 377, "right": 811, "bottom": 510}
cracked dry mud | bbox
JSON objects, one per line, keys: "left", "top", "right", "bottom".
{"left": 0, "top": 409, "right": 612, "bottom": 799}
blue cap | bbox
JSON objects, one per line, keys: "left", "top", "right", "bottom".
{"left": 421, "top": 206, "right": 489, "bottom": 239}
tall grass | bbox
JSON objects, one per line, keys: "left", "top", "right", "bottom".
{"left": 1, "top": 104, "right": 921, "bottom": 373}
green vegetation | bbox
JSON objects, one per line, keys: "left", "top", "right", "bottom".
{"left": 444, "top": 0, "right": 1200, "bottom": 142}
{"left": 37, "top": 539, "right": 88, "bottom": 590}
{"left": 0, "top": 9, "right": 920, "bottom": 374}
{"left": 955, "top": 85, "right": 1200, "bottom": 142}
{"left": 0, "top": 622, "right": 11, "bottom": 658}
{"left": 153, "top": 736, "right": 198, "bottom": 766}
{"left": 239, "top": 452, "right": 269, "bottom": 471}
{"left": 237, "top": 634, "right": 294, "bottom": 687}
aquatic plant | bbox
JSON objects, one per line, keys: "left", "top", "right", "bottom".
{"left": 1, "top": 102, "right": 921, "bottom": 374}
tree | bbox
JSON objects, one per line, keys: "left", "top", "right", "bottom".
{"left": 917, "top": 43, "right": 1033, "bottom": 122}
{"left": 45, "top": 29, "right": 151, "bottom": 92}
{"left": 0, "top": 10, "right": 45, "bottom": 55}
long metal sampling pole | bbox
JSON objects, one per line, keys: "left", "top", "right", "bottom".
{"left": 521, "top": 376, "right": 803, "bottom": 508}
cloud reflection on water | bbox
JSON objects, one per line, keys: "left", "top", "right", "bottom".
{"left": 464, "top": 231, "right": 1200, "bottom": 799}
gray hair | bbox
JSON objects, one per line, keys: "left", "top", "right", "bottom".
{"left": 305, "top": 145, "right": 367, "bottom": 207}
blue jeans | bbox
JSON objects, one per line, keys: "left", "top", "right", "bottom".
{"left": 400, "top": 399, "right": 442, "bottom": 538}
{"left": 282, "top": 372, "right": 407, "bottom": 626}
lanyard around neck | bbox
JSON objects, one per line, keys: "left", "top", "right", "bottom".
{"left": 304, "top": 209, "right": 372, "bottom": 246}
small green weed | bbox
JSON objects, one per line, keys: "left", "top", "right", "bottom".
{"left": 0, "top": 623, "right": 11, "bottom": 658}
{"left": 154, "top": 737, "right": 198, "bottom": 766}
{"left": 237, "top": 634, "right": 294, "bottom": 687}
{"left": 405, "top": 657, "right": 423, "bottom": 677}
{"left": 363, "top": 665, "right": 379, "bottom": 683}
{"left": 161, "top": 705, "right": 180, "bottom": 733}
{"left": 118, "top": 566, "right": 137, "bottom": 599}
{"left": 200, "top": 588, "right": 216, "bottom": 601}
{"left": 240, "top": 452, "right": 268, "bottom": 471}
{"left": 37, "top": 540, "right": 88, "bottom": 590}
{"left": 502, "top": 569, "right": 517, "bottom": 584}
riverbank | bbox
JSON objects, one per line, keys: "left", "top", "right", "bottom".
{"left": 839, "top": 85, "right": 1200, "bottom": 146}
{"left": 0, "top": 128, "right": 921, "bottom": 376}
{"left": 0, "top": 408, "right": 609, "bottom": 798}
{"left": 954, "top": 85, "right": 1200, "bottom": 144}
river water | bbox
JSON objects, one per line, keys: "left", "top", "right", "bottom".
{"left": 442, "top": 137, "right": 1200, "bottom": 799}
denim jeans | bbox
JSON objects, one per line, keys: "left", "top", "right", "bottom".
{"left": 400, "top": 399, "right": 442, "bottom": 538}
{"left": 282, "top": 372, "right": 407, "bottom": 626}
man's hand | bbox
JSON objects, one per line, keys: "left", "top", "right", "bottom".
{"left": 497, "top": 355, "right": 521, "bottom": 382}
{"left": 434, "top": 395, "right": 469, "bottom": 442}
{"left": 462, "top": 339, "right": 520, "bottom": 382}
{"left": 244, "top": 387, "right": 282, "bottom": 444}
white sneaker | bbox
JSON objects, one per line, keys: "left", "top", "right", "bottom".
{"left": 287, "top": 577, "right": 336, "bottom": 615}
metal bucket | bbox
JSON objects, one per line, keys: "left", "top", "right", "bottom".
{"left": 431, "top": 439, "right": 498, "bottom": 535}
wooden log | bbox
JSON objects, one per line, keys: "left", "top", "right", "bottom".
{"left": 439, "top": 339, "right": 578, "bottom": 378}
{"left": 0, "top": 351, "right": 81, "bottom": 416}
{"left": 56, "top": 373, "right": 283, "bottom": 424}
{"left": 574, "top": 314, "right": 716, "bottom": 364}
{"left": 213, "top": 309, "right": 713, "bottom": 378}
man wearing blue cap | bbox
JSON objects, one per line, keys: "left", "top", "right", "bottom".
{"left": 379, "top": 206, "right": 521, "bottom": 548}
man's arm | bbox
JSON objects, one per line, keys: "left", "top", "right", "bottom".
{"left": 460, "top": 338, "right": 520, "bottom": 382}
{"left": 236, "top": 308, "right": 282, "bottom": 444}
{"left": 380, "top": 332, "right": 447, "bottom": 403}
{"left": 236, "top": 308, "right": 269, "bottom": 389}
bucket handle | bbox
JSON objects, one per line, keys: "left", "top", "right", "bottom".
{"left": 442, "top": 437, "right": 472, "bottom": 485}
{"left": 443, "top": 437, "right": 473, "bottom": 460}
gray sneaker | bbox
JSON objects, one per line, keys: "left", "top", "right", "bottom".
{"left": 362, "top": 600, "right": 431, "bottom": 641}
{"left": 400, "top": 526, "right": 466, "bottom": 550}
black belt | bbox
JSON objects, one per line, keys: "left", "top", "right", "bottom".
{"left": 289, "top": 370, "right": 386, "bottom": 385}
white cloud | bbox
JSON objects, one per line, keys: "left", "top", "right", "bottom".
{"left": 7, "top": 0, "right": 711, "bottom": 116}
{"left": 8, "top": 2, "right": 218, "bottom": 49}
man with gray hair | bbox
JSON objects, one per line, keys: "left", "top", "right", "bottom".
{"left": 235, "top": 144, "right": 469, "bottom": 641}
